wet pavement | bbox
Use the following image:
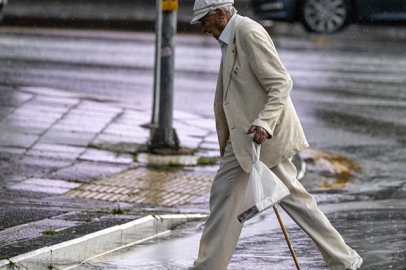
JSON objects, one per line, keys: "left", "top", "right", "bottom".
{"left": 77, "top": 200, "right": 406, "bottom": 270}
{"left": 0, "top": 17, "right": 406, "bottom": 270}
{"left": 0, "top": 83, "right": 220, "bottom": 259}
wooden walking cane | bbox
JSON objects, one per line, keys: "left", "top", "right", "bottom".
{"left": 273, "top": 205, "right": 302, "bottom": 270}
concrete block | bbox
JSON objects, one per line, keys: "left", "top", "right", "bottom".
{"left": 0, "top": 215, "right": 207, "bottom": 270}
{"left": 0, "top": 247, "right": 52, "bottom": 270}
{"left": 120, "top": 216, "right": 156, "bottom": 246}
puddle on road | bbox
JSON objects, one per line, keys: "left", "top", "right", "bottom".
{"left": 301, "top": 148, "right": 360, "bottom": 191}
{"left": 78, "top": 210, "right": 329, "bottom": 270}
{"left": 78, "top": 221, "right": 204, "bottom": 270}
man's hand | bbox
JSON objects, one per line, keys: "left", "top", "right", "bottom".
{"left": 246, "top": 125, "right": 269, "bottom": 144}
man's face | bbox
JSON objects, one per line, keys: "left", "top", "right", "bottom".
{"left": 199, "top": 9, "right": 227, "bottom": 40}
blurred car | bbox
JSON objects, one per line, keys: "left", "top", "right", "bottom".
{"left": 251, "top": 0, "right": 406, "bottom": 34}
{"left": 0, "top": 0, "right": 7, "bottom": 20}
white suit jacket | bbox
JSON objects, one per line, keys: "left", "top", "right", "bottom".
{"left": 214, "top": 15, "right": 309, "bottom": 173}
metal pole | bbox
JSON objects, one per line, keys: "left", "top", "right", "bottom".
{"left": 151, "top": 0, "right": 162, "bottom": 126}
{"left": 150, "top": 0, "right": 179, "bottom": 150}
{"left": 273, "top": 205, "right": 302, "bottom": 270}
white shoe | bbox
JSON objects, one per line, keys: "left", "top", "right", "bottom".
{"left": 346, "top": 255, "right": 363, "bottom": 270}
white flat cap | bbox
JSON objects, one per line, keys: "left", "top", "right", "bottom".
{"left": 190, "top": 0, "right": 234, "bottom": 25}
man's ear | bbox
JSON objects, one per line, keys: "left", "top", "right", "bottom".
{"left": 215, "top": 8, "right": 226, "bottom": 20}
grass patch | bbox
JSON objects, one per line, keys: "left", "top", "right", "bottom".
{"left": 146, "top": 163, "right": 185, "bottom": 171}
{"left": 6, "top": 260, "right": 26, "bottom": 270}
{"left": 67, "top": 179, "right": 83, "bottom": 184}
{"left": 82, "top": 210, "right": 110, "bottom": 215}
{"left": 8, "top": 260, "right": 17, "bottom": 268}
{"left": 198, "top": 157, "right": 218, "bottom": 166}
{"left": 42, "top": 230, "right": 61, "bottom": 236}
{"left": 111, "top": 208, "right": 125, "bottom": 215}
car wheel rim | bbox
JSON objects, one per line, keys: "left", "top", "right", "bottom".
{"left": 304, "top": 0, "right": 348, "bottom": 33}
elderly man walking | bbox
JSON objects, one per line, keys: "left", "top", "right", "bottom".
{"left": 189, "top": 1, "right": 363, "bottom": 270}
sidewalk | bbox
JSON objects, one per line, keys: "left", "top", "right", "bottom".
{"left": 0, "top": 84, "right": 403, "bottom": 269}
{"left": 0, "top": 84, "right": 220, "bottom": 261}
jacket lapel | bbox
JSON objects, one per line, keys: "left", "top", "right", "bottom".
{"left": 215, "top": 63, "right": 223, "bottom": 104}
{"left": 223, "top": 15, "right": 242, "bottom": 100}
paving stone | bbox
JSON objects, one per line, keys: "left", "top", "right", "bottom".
{"left": 7, "top": 114, "right": 61, "bottom": 125}
{"left": 117, "top": 117, "right": 149, "bottom": 127}
{"left": 0, "top": 105, "right": 15, "bottom": 119}
{"left": 21, "top": 101, "right": 70, "bottom": 114}
{"left": 174, "top": 110, "right": 202, "bottom": 120}
{"left": 0, "top": 146, "right": 26, "bottom": 155}
{"left": 79, "top": 148, "right": 134, "bottom": 164}
{"left": 25, "top": 149, "right": 81, "bottom": 160}
{"left": 19, "top": 156, "right": 73, "bottom": 172}
{"left": 0, "top": 131, "right": 38, "bottom": 148}
{"left": 79, "top": 100, "right": 122, "bottom": 114}
{"left": 177, "top": 136, "right": 203, "bottom": 149}
{"left": 92, "top": 133, "right": 148, "bottom": 148}
{"left": 34, "top": 95, "right": 80, "bottom": 106}
{"left": 3, "top": 118, "right": 55, "bottom": 129}
{"left": 10, "top": 107, "right": 63, "bottom": 121}
{"left": 0, "top": 91, "right": 33, "bottom": 107}
{"left": 19, "top": 86, "right": 85, "bottom": 98}
{"left": 69, "top": 109, "right": 119, "bottom": 119}
{"left": 204, "top": 133, "right": 219, "bottom": 143}
{"left": 200, "top": 141, "right": 219, "bottom": 150}
{"left": 40, "top": 130, "right": 96, "bottom": 147}
{"left": 182, "top": 118, "right": 216, "bottom": 131}
{"left": 48, "top": 161, "right": 129, "bottom": 183}
{"left": 9, "top": 178, "right": 81, "bottom": 194}
{"left": 174, "top": 121, "right": 210, "bottom": 135}
{"left": 102, "top": 124, "right": 150, "bottom": 137}
{"left": 10, "top": 183, "right": 70, "bottom": 194}
{"left": 0, "top": 124, "right": 45, "bottom": 135}
{"left": 32, "top": 143, "right": 85, "bottom": 154}
{"left": 114, "top": 110, "right": 151, "bottom": 122}
{"left": 54, "top": 111, "right": 118, "bottom": 132}
{"left": 53, "top": 121, "right": 108, "bottom": 133}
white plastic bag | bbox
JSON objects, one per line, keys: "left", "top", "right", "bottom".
{"left": 237, "top": 142, "right": 290, "bottom": 223}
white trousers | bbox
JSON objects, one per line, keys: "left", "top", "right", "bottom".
{"left": 192, "top": 142, "right": 358, "bottom": 270}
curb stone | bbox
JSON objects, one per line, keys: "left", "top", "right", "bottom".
{"left": 0, "top": 214, "right": 207, "bottom": 270}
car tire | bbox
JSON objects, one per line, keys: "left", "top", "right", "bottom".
{"left": 301, "top": 0, "right": 352, "bottom": 34}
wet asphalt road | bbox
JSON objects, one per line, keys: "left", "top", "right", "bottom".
{"left": 1, "top": 26, "right": 406, "bottom": 269}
